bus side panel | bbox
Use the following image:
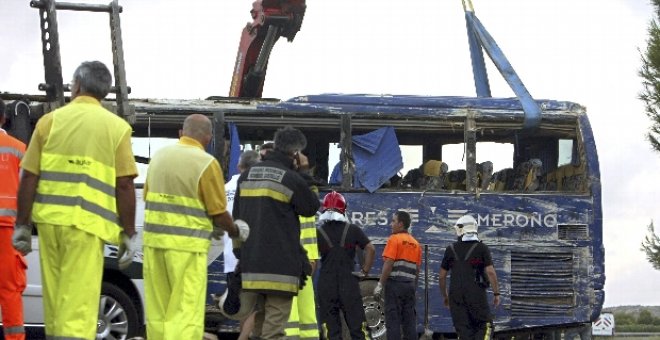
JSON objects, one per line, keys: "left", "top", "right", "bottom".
{"left": 340, "top": 191, "right": 599, "bottom": 333}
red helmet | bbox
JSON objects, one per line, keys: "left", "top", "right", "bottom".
{"left": 322, "top": 191, "right": 347, "bottom": 214}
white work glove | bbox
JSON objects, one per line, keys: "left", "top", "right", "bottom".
{"left": 117, "top": 231, "right": 138, "bottom": 270}
{"left": 233, "top": 219, "right": 250, "bottom": 242}
{"left": 373, "top": 282, "right": 383, "bottom": 297}
{"left": 12, "top": 224, "right": 33, "bottom": 255}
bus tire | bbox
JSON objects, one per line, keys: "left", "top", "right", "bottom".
{"left": 359, "top": 280, "right": 387, "bottom": 340}
{"left": 98, "top": 282, "right": 141, "bottom": 339}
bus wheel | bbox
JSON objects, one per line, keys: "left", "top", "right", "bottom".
{"left": 360, "top": 280, "right": 387, "bottom": 340}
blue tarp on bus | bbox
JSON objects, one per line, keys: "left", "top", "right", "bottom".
{"left": 329, "top": 126, "right": 403, "bottom": 192}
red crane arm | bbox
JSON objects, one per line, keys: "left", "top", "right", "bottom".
{"left": 229, "top": 0, "right": 306, "bottom": 98}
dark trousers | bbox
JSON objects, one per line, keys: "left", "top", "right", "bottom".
{"left": 318, "top": 272, "right": 367, "bottom": 340}
{"left": 448, "top": 290, "right": 492, "bottom": 340}
{"left": 384, "top": 279, "right": 417, "bottom": 340}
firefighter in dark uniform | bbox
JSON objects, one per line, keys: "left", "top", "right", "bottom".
{"left": 233, "top": 126, "right": 320, "bottom": 339}
{"left": 439, "top": 215, "right": 500, "bottom": 340}
{"left": 316, "top": 191, "right": 376, "bottom": 340}
{"left": 375, "top": 210, "right": 422, "bottom": 340}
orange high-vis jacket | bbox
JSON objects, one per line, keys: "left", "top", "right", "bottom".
{"left": 382, "top": 231, "right": 422, "bottom": 281}
{"left": 0, "top": 131, "right": 26, "bottom": 227}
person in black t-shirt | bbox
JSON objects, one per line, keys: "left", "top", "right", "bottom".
{"left": 439, "top": 215, "right": 500, "bottom": 340}
{"left": 316, "top": 191, "right": 376, "bottom": 340}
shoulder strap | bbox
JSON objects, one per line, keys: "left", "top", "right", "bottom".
{"left": 339, "top": 223, "right": 350, "bottom": 248}
{"left": 449, "top": 242, "right": 480, "bottom": 262}
{"left": 318, "top": 225, "right": 333, "bottom": 248}
{"left": 463, "top": 242, "right": 479, "bottom": 262}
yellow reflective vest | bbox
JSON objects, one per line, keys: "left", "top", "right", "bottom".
{"left": 299, "top": 215, "right": 319, "bottom": 261}
{"left": 143, "top": 139, "right": 215, "bottom": 252}
{"left": 32, "top": 97, "right": 132, "bottom": 244}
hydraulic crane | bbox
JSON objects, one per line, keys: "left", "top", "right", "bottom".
{"left": 229, "top": 0, "right": 306, "bottom": 98}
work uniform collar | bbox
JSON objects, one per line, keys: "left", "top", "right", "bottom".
{"left": 179, "top": 136, "right": 205, "bottom": 150}
{"left": 392, "top": 230, "right": 409, "bottom": 235}
{"left": 72, "top": 95, "right": 102, "bottom": 105}
{"left": 262, "top": 149, "right": 295, "bottom": 169}
{"left": 319, "top": 210, "right": 348, "bottom": 223}
{"left": 461, "top": 233, "right": 480, "bottom": 242}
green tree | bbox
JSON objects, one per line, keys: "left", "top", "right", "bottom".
{"left": 641, "top": 221, "right": 660, "bottom": 270}
{"left": 639, "top": 0, "right": 660, "bottom": 152}
{"left": 637, "top": 309, "right": 658, "bottom": 325}
{"left": 614, "top": 312, "right": 635, "bottom": 325}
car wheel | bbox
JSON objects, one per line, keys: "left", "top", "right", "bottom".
{"left": 98, "top": 282, "right": 141, "bottom": 340}
{"left": 359, "top": 280, "right": 387, "bottom": 340}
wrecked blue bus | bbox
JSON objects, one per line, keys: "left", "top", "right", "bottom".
{"left": 123, "top": 91, "right": 603, "bottom": 338}
{"left": 5, "top": 91, "right": 603, "bottom": 338}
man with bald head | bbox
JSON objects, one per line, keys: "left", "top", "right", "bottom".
{"left": 143, "top": 114, "right": 249, "bottom": 339}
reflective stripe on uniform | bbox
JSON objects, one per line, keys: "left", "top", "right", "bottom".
{"left": 144, "top": 192, "right": 212, "bottom": 252}
{"left": 34, "top": 148, "right": 121, "bottom": 244}
{"left": 239, "top": 180, "right": 293, "bottom": 203}
{"left": 144, "top": 223, "right": 212, "bottom": 239}
{"left": 0, "top": 208, "right": 17, "bottom": 217}
{"left": 391, "top": 260, "right": 418, "bottom": 280}
{"left": 35, "top": 193, "right": 118, "bottom": 224}
{"left": 145, "top": 201, "right": 207, "bottom": 218}
{"left": 4, "top": 325, "right": 25, "bottom": 334}
{"left": 0, "top": 146, "right": 24, "bottom": 158}
{"left": 300, "top": 238, "right": 316, "bottom": 245}
{"left": 40, "top": 171, "right": 115, "bottom": 196}
{"left": 242, "top": 272, "right": 299, "bottom": 293}
{"left": 299, "top": 322, "right": 320, "bottom": 339}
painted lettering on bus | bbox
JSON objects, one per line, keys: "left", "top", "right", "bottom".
{"left": 350, "top": 209, "right": 419, "bottom": 226}
{"left": 350, "top": 211, "right": 388, "bottom": 226}
{"left": 476, "top": 213, "right": 557, "bottom": 228}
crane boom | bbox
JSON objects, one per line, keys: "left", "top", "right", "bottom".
{"left": 229, "top": 0, "right": 306, "bottom": 98}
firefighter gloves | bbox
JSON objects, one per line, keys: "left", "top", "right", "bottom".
{"left": 234, "top": 219, "right": 250, "bottom": 241}
{"left": 374, "top": 282, "right": 383, "bottom": 297}
{"left": 118, "top": 231, "right": 138, "bottom": 270}
{"left": 12, "top": 224, "right": 33, "bottom": 255}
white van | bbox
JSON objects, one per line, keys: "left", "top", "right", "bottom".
{"left": 592, "top": 312, "right": 615, "bottom": 336}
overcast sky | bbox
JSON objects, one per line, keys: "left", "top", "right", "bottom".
{"left": 1, "top": 0, "right": 659, "bottom": 308}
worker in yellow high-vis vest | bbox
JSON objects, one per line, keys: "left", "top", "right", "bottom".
{"left": 284, "top": 212, "right": 321, "bottom": 340}
{"left": 143, "top": 114, "right": 249, "bottom": 340}
{"left": 12, "top": 61, "right": 139, "bottom": 340}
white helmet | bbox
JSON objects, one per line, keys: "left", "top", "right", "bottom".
{"left": 454, "top": 215, "right": 478, "bottom": 236}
